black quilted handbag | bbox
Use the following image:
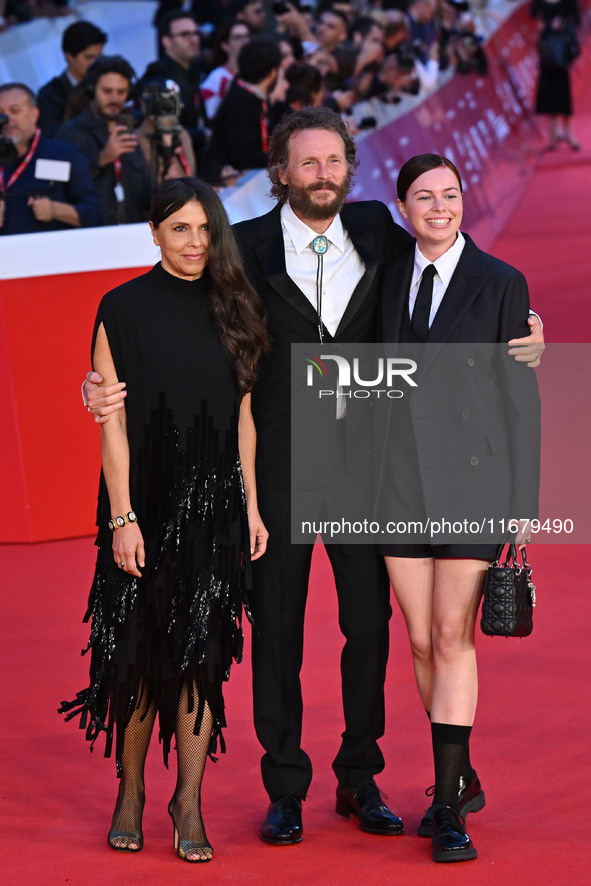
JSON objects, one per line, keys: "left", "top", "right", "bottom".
{"left": 481, "top": 543, "right": 536, "bottom": 637}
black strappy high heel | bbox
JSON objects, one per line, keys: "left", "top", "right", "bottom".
{"left": 168, "top": 798, "right": 213, "bottom": 863}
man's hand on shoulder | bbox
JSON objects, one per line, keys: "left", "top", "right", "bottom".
{"left": 84, "top": 370, "right": 127, "bottom": 424}
{"left": 508, "top": 313, "right": 545, "bottom": 368}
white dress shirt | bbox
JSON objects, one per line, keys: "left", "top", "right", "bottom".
{"left": 408, "top": 232, "right": 466, "bottom": 329}
{"left": 281, "top": 202, "right": 365, "bottom": 337}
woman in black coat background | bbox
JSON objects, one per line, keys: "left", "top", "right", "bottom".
{"left": 531, "top": 0, "right": 581, "bottom": 149}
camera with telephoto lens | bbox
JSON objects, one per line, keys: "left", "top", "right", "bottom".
{"left": 394, "top": 43, "right": 417, "bottom": 73}
{"left": 0, "top": 113, "right": 18, "bottom": 168}
{"left": 391, "top": 43, "right": 421, "bottom": 95}
{"left": 446, "top": 29, "right": 487, "bottom": 75}
{"left": 140, "top": 81, "right": 182, "bottom": 134}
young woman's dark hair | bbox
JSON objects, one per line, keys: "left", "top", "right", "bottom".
{"left": 150, "top": 178, "right": 268, "bottom": 393}
{"left": 397, "top": 153, "right": 463, "bottom": 201}
{"left": 268, "top": 106, "right": 358, "bottom": 204}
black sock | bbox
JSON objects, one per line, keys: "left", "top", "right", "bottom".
{"left": 431, "top": 722, "right": 472, "bottom": 810}
{"left": 462, "top": 738, "right": 475, "bottom": 780}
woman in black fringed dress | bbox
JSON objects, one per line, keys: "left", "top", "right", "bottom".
{"left": 531, "top": 0, "right": 581, "bottom": 149}
{"left": 60, "top": 178, "right": 268, "bottom": 862}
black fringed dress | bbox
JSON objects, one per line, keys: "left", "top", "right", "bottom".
{"left": 62, "top": 263, "right": 250, "bottom": 769}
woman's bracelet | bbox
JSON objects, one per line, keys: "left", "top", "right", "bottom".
{"left": 108, "top": 511, "right": 137, "bottom": 531}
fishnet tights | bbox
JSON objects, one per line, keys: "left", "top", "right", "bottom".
{"left": 109, "top": 698, "right": 156, "bottom": 850}
{"left": 169, "top": 682, "right": 213, "bottom": 861}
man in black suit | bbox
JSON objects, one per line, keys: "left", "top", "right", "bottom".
{"left": 232, "top": 107, "right": 411, "bottom": 844}
{"left": 83, "top": 108, "right": 544, "bottom": 845}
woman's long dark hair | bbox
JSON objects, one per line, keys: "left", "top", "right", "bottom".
{"left": 151, "top": 178, "right": 268, "bottom": 393}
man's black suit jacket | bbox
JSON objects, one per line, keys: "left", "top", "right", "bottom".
{"left": 233, "top": 200, "right": 412, "bottom": 492}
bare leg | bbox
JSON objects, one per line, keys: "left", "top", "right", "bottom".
{"left": 563, "top": 115, "right": 580, "bottom": 149}
{"left": 430, "top": 559, "right": 487, "bottom": 727}
{"left": 428, "top": 559, "right": 486, "bottom": 863}
{"left": 385, "top": 556, "right": 435, "bottom": 711}
{"left": 547, "top": 114, "right": 560, "bottom": 149}
{"left": 169, "top": 681, "right": 214, "bottom": 862}
{"left": 109, "top": 698, "right": 156, "bottom": 851}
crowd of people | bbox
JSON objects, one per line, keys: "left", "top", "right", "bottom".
{"left": 0, "top": 0, "right": 498, "bottom": 235}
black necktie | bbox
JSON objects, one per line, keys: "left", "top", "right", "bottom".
{"left": 412, "top": 264, "right": 437, "bottom": 342}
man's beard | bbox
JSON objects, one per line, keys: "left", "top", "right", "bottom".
{"left": 287, "top": 174, "right": 351, "bottom": 221}
{"left": 95, "top": 102, "right": 124, "bottom": 122}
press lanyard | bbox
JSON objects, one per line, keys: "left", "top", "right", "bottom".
{"left": 176, "top": 148, "right": 191, "bottom": 176}
{"left": 0, "top": 128, "right": 41, "bottom": 194}
{"left": 113, "top": 157, "right": 125, "bottom": 204}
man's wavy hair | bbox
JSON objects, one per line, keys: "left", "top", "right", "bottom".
{"left": 268, "top": 107, "right": 358, "bottom": 204}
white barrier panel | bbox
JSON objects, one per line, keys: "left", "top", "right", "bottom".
{"left": 0, "top": 2, "right": 158, "bottom": 91}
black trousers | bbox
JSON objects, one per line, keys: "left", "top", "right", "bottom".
{"left": 251, "top": 455, "right": 392, "bottom": 801}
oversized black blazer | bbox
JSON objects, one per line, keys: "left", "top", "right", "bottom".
{"left": 233, "top": 201, "right": 412, "bottom": 491}
{"left": 377, "top": 233, "right": 540, "bottom": 528}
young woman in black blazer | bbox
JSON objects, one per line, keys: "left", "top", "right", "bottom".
{"left": 377, "top": 154, "right": 540, "bottom": 863}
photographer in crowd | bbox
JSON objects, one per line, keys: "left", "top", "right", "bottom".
{"left": 231, "top": 0, "right": 267, "bottom": 34}
{"left": 140, "top": 10, "right": 208, "bottom": 164}
{"left": 136, "top": 76, "right": 196, "bottom": 192}
{"left": 380, "top": 9, "right": 441, "bottom": 100}
{"left": 56, "top": 56, "right": 151, "bottom": 225}
{"left": 0, "top": 82, "right": 103, "bottom": 235}
{"left": 438, "top": 0, "right": 488, "bottom": 76}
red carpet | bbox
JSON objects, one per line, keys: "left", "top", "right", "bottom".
{"left": 2, "top": 52, "right": 591, "bottom": 886}
{"left": 1, "top": 540, "right": 589, "bottom": 884}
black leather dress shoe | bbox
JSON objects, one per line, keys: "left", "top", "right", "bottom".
{"left": 431, "top": 804, "right": 477, "bottom": 863}
{"left": 259, "top": 795, "right": 303, "bottom": 845}
{"left": 335, "top": 781, "right": 404, "bottom": 835}
{"left": 418, "top": 772, "right": 485, "bottom": 837}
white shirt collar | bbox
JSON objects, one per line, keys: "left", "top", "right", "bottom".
{"left": 413, "top": 231, "right": 466, "bottom": 287}
{"left": 281, "top": 202, "right": 346, "bottom": 255}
